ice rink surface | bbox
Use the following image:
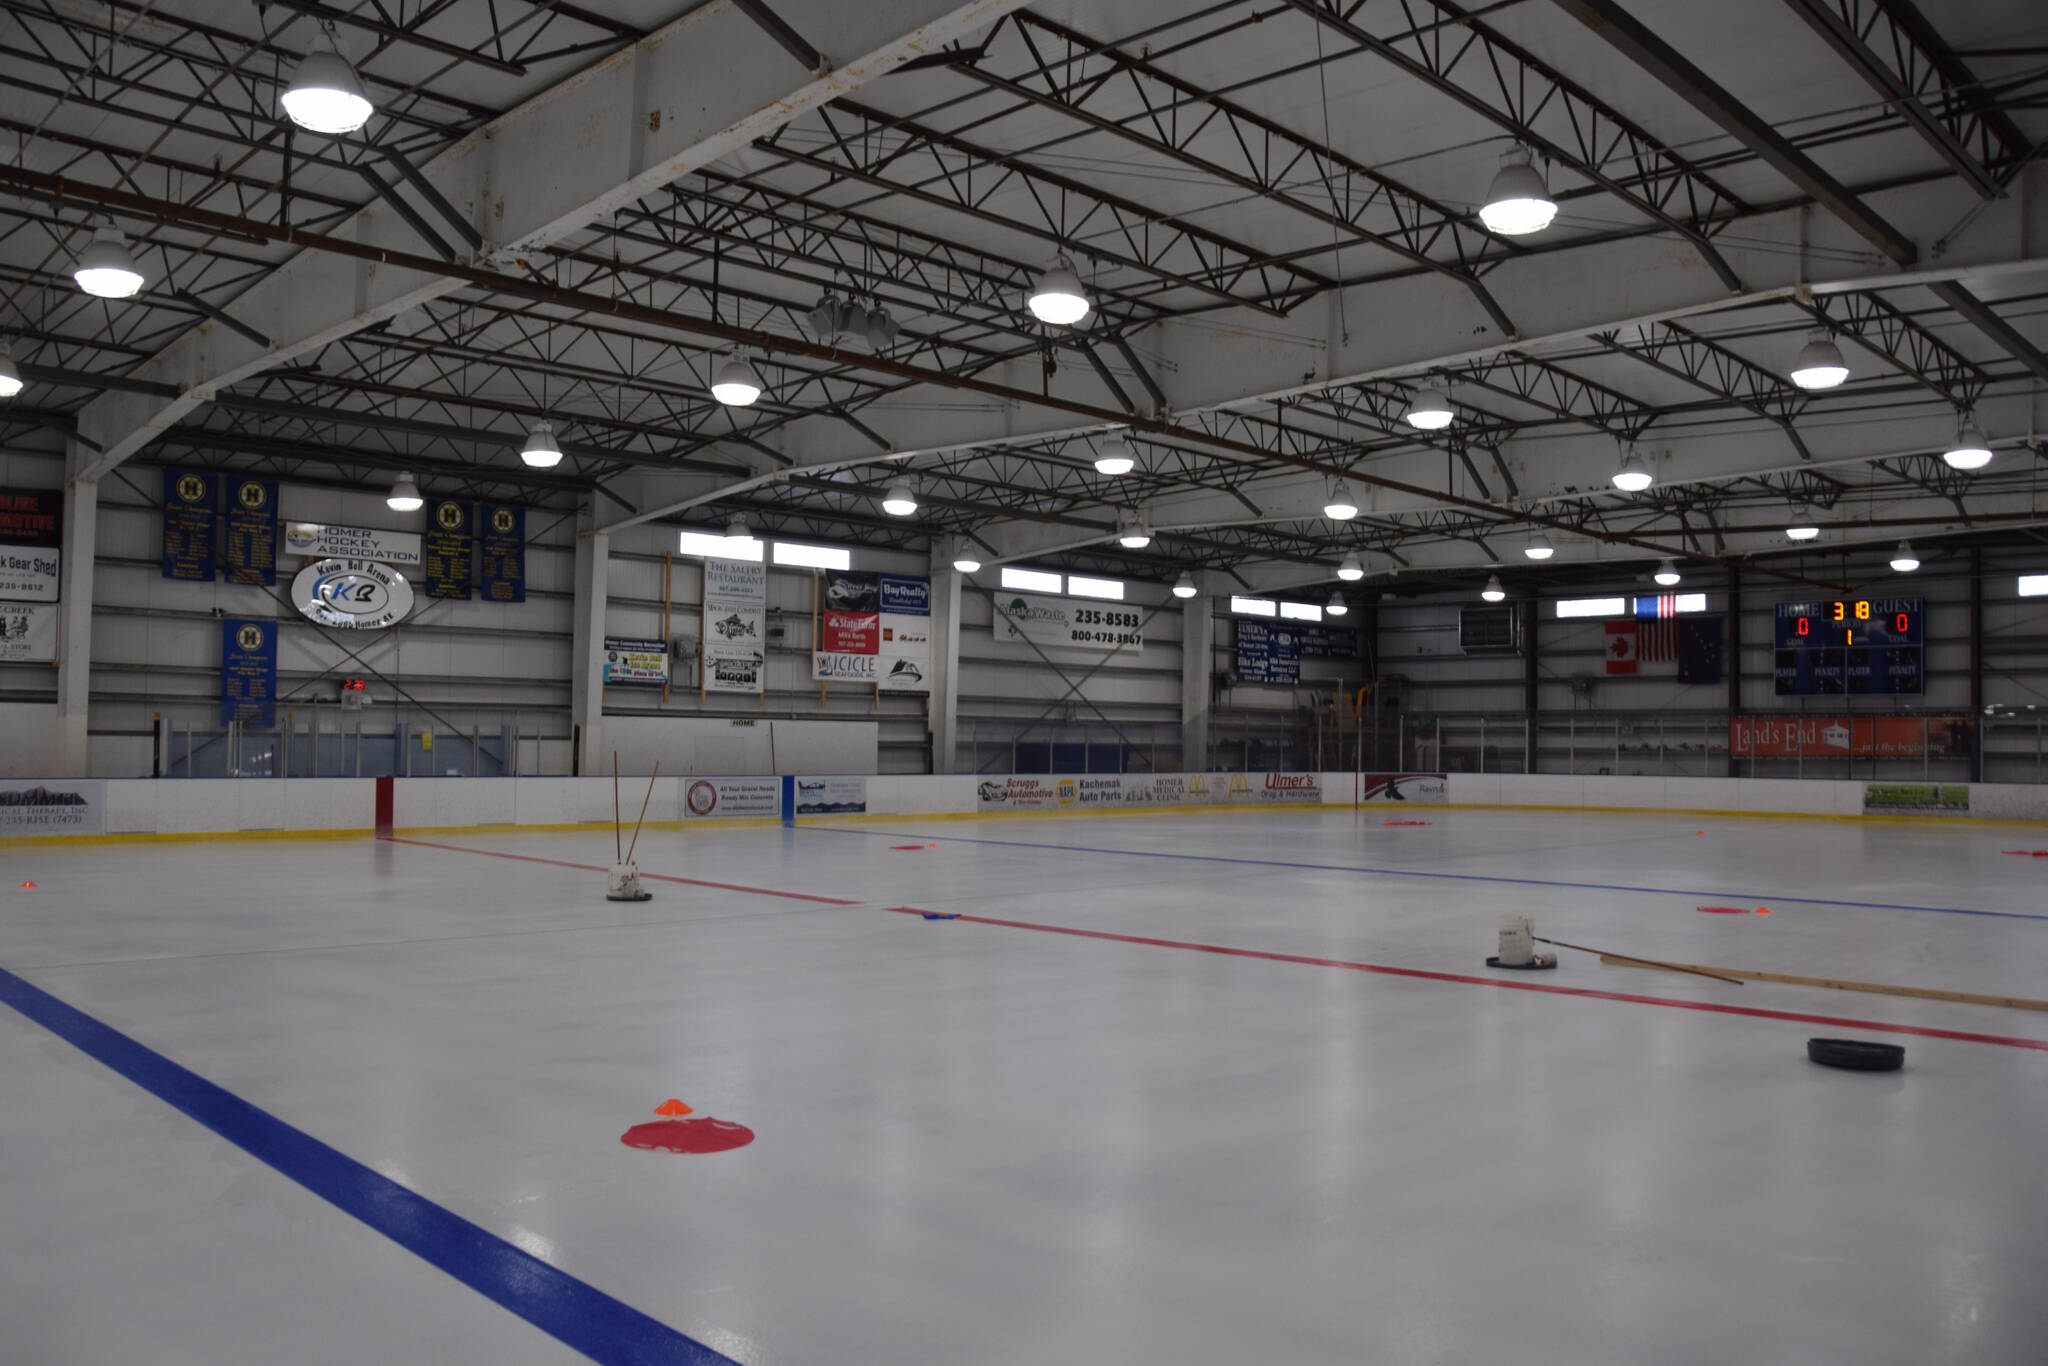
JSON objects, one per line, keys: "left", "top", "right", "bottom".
{"left": 4, "top": 807, "right": 2047, "bottom": 1364}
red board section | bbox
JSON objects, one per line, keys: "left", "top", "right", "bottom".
{"left": 374, "top": 776, "right": 393, "bottom": 838}
{"left": 1696, "top": 906, "right": 1750, "bottom": 914}
{"left": 620, "top": 1118, "right": 754, "bottom": 1154}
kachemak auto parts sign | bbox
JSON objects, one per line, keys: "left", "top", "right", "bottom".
{"left": 976, "top": 771, "right": 1328, "bottom": 811}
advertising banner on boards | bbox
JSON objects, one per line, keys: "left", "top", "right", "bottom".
{"left": 219, "top": 618, "right": 278, "bottom": 727}
{"left": 683, "top": 777, "right": 782, "bottom": 819}
{"left": 1728, "top": 716, "right": 1974, "bottom": 759}
{"left": 0, "top": 601, "right": 56, "bottom": 662}
{"left": 794, "top": 775, "right": 867, "bottom": 814}
{"left": 161, "top": 469, "right": 218, "bottom": 580}
{"left": 703, "top": 558, "right": 766, "bottom": 694}
{"left": 0, "top": 781, "right": 105, "bottom": 835}
{"left": 602, "top": 637, "right": 669, "bottom": 686}
{"left": 1863, "top": 783, "right": 1970, "bottom": 815}
{"left": 974, "top": 771, "right": 1332, "bottom": 812}
{"left": 994, "top": 592, "right": 1141, "bottom": 653}
{"left": 284, "top": 521, "right": 422, "bottom": 567}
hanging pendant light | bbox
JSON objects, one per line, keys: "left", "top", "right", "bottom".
{"left": 1654, "top": 558, "right": 1681, "bottom": 587}
{"left": 1480, "top": 574, "right": 1506, "bottom": 603}
{"left": 1028, "top": 259, "right": 1090, "bottom": 326}
{"left": 1405, "top": 387, "right": 1454, "bottom": 430}
{"left": 1094, "top": 436, "right": 1136, "bottom": 476}
{"left": 1524, "top": 532, "right": 1554, "bottom": 561}
{"left": 1337, "top": 553, "right": 1364, "bottom": 582}
{"left": 1325, "top": 592, "right": 1348, "bottom": 617}
{"left": 881, "top": 480, "right": 918, "bottom": 516}
{"left": 711, "top": 354, "right": 762, "bottom": 406}
{"left": 1890, "top": 540, "right": 1920, "bottom": 573}
{"left": 1479, "top": 145, "right": 1556, "bottom": 236}
{"left": 1323, "top": 480, "right": 1359, "bottom": 520}
{"left": 520, "top": 419, "right": 563, "bottom": 468}
{"left": 74, "top": 223, "right": 145, "bottom": 298}
{"left": 1172, "top": 572, "right": 1197, "bottom": 599}
{"left": 1785, "top": 505, "right": 1820, "bottom": 541}
{"left": 1789, "top": 330, "right": 1849, "bottom": 390}
{"left": 1611, "top": 447, "right": 1653, "bottom": 493}
{"left": 950, "top": 540, "right": 982, "bottom": 574}
{"left": 386, "top": 474, "right": 423, "bottom": 512}
{"left": 1943, "top": 416, "right": 1993, "bottom": 470}
{"left": 1116, "top": 512, "right": 1152, "bottom": 549}
{"left": 0, "top": 341, "right": 21, "bottom": 399}
{"left": 281, "top": 24, "right": 374, "bottom": 136}
{"left": 724, "top": 515, "right": 752, "bottom": 542}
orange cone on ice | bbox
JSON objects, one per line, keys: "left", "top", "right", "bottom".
{"left": 655, "top": 1099, "right": 693, "bottom": 1117}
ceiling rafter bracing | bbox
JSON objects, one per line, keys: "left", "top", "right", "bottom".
{"left": 957, "top": 10, "right": 1517, "bottom": 334}
{"left": 1280, "top": 0, "right": 1749, "bottom": 290}
{"left": 755, "top": 97, "right": 1331, "bottom": 315}
{"left": 1802, "top": 292, "right": 1992, "bottom": 406}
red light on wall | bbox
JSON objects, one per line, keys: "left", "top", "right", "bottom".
{"left": 341, "top": 678, "right": 367, "bottom": 691}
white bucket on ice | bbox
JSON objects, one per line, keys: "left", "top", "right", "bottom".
{"left": 1497, "top": 914, "right": 1535, "bottom": 967}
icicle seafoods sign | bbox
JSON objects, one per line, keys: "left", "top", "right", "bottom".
{"left": 703, "top": 558, "right": 766, "bottom": 693}
{"left": 813, "top": 570, "right": 931, "bottom": 691}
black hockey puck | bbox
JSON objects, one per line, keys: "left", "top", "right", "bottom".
{"left": 1485, "top": 955, "right": 1557, "bottom": 971}
{"left": 1807, "top": 1037, "right": 1904, "bottom": 1071}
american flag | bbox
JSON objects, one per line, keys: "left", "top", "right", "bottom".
{"left": 1638, "top": 594, "right": 1678, "bottom": 661}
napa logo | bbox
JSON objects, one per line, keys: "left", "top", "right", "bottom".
{"left": 1056, "top": 779, "right": 1077, "bottom": 806}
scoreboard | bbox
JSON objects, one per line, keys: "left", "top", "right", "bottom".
{"left": 1773, "top": 597, "right": 1923, "bottom": 695}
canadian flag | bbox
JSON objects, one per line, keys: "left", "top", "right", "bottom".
{"left": 1605, "top": 619, "right": 1638, "bottom": 675}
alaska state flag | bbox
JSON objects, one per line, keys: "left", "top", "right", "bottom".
{"left": 1677, "top": 616, "right": 1724, "bottom": 684}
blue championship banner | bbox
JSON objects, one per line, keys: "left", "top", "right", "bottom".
{"left": 222, "top": 476, "right": 279, "bottom": 586}
{"left": 161, "top": 469, "right": 218, "bottom": 580}
{"left": 478, "top": 503, "right": 525, "bottom": 603}
{"left": 220, "top": 618, "right": 278, "bottom": 727}
{"left": 423, "top": 498, "right": 473, "bottom": 600}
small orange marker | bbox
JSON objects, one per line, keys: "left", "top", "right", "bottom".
{"left": 1696, "top": 831, "right": 1705, "bottom": 836}
{"left": 928, "top": 843, "right": 937, "bottom": 849}
{"left": 20, "top": 881, "right": 35, "bottom": 889}
{"left": 654, "top": 1098, "right": 693, "bottom": 1117}
{"left": 1755, "top": 907, "right": 1772, "bottom": 916}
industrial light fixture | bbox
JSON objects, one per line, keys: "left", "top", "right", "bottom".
{"left": 280, "top": 23, "right": 374, "bottom": 136}
{"left": 386, "top": 474, "right": 422, "bottom": 512}
{"left": 1653, "top": 558, "right": 1681, "bottom": 587}
{"left": 1116, "top": 512, "right": 1152, "bottom": 549}
{"left": 0, "top": 341, "right": 20, "bottom": 399}
{"left": 1480, "top": 574, "right": 1506, "bottom": 603}
{"left": 1405, "top": 387, "right": 1454, "bottom": 430}
{"left": 1785, "top": 505, "right": 1820, "bottom": 541}
{"left": 881, "top": 479, "right": 918, "bottom": 516}
{"left": 1027, "top": 258, "right": 1090, "bottom": 326}
{"left": 1524, "top": 532, "right": 1554, "bottom": 560}
{"left": 950, "top": 541, "right": 983, "bottom": 574}
{"left": 1890, "top": 540, "right": 1920, "bottom": 573}
{"left": 1094, "top": 436, "right": 1135, "bottom": 476}
{"left": 520, "top": 419, "right": 563, "bottom": 468}
{"left": 724, "top": 515, "right": 751, "bottom": 541}
{"left": 1479, "top": 145, "right": 1556, "bottom": 236}
{"left": 805, "top": 291, "right": 850, "bottom": 338}
{"left": 1337, "top": 553, "right": 1364, "bottom": 581}
{"left": 73, "top": 223, "right": 145, "bottom": 298}
{"left": 1943, "top": 415, "right": 1993, "bottom": 470}
{"left": 1611, "top": 447, "right": 1653, "bottom": 493}
{"left": 710, "top": 353, "right": 762, "bottom": 406}
{"left": 1789, "top": 331, "right": 1849, "bottom": 390}
{"left": 863, "top": 303, "right": 900, "bottom": 351}
{"left": 1172, "top": 571, "right": 1197, "bottom": 598}
{"left": 1325, "top": 592, "right": 1348, "bottom": 617}
{"left": 1323, "top": 480, "right": 1359, "bottom": 520}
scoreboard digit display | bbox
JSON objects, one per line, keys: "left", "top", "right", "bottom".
{"left": 1773, "top": 597, "right": 1924, "bottom": 695}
